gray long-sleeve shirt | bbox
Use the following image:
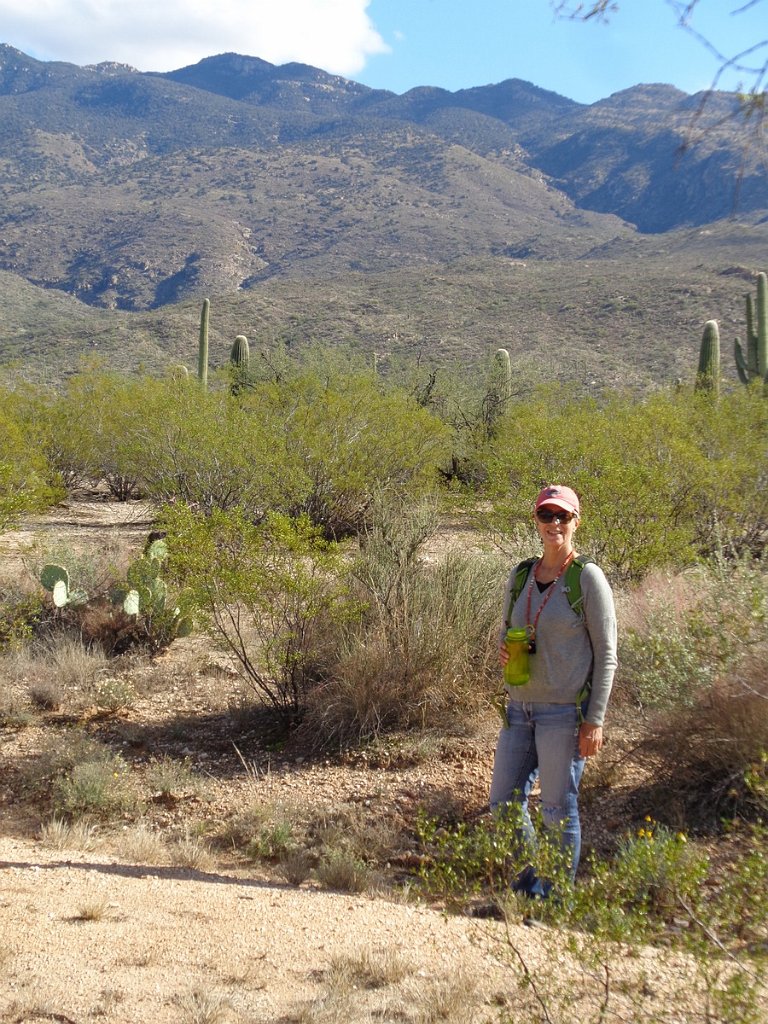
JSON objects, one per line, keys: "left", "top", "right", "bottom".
{"left": 498, "top": 560, "right": 618, "bottom": 727}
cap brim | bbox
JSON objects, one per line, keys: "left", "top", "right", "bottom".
{"left": 535, "top": 499, "right": 579, "bottom": 514}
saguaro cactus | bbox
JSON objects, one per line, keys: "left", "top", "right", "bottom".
{"left": 230, "top": 334, "right": 250, "bottom": 369}
{"left": 494, "top": 347, "right": 512, "bottom": 402}
{"left": 734, "top": 271, "right": 767, "bottom": 386}
{"left": 197, "top": 298, "right": 210, "bottom": 390}
{"left": 229, "top": 334, "right": 251, "bottom": 395}
{"left": 695, "top": 320, "right": 720, "bottom": 397}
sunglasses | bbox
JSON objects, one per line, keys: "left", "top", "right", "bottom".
{"left": 535, "top": 508, "right": 577, "bottom": 524}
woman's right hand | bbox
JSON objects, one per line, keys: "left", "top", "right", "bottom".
{"left": 498, "top": 643, "right": 509, "bottom": 667}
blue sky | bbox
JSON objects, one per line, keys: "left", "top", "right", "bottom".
{"left": 0, "top": 0, "right": 764, "bottom": 105}
{"left": 359, "top": 0, "right": 767, "bottom": 102}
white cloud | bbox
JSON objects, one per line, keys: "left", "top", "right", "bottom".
{"left": 0, "top": 0, "right": 390, "bottom": 75}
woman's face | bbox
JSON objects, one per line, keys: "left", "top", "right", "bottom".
{"left": 534, "top": 504, "right": 579, "bottom": 553}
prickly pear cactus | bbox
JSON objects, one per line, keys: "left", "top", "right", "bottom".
{"left": 40, "top": 564, "right": 69, "bottom": 592}
{"left": 39, "top": 564, "right": 88, "bottom": 608}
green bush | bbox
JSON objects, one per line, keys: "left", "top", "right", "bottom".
{"left": 0, "top": 399, "right": 63, "bottom": 531}
{"left": 267, "top": 366, "right": 452, "bottom": 537}
{"left": 618, "top": 556, "right": 767, "bottom": 710}
{"left": 48, "top": 370, "right": 305, "bottom": 513}
{"left": 0, "top": 587, "right": 42, "bottom": 650}
{"left": 301, "top": 492, "right": 504, "bottom": 744}
{"left": 53, "top": 755, "right": 138, "bottom": 820}
{"left": 416, "top": 805, "right": 572, "bottom": 904}
{"left": 44, "top": 364, "right": 449, "bottom": 533}
{"left": 482, "top": 385, "right": 768, "bottom": 580}
{"left": 163, "top": 504, "right": 357, "bottom": 724}
{"left": 570, "top": 820, "right": 710, "bottom": 943}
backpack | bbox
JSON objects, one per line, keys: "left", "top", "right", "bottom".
{"left": 504, "top": 554, "right": 594, "bottom": 629}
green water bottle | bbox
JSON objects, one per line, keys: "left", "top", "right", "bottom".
{"left": 504, "top": 628, "right": 530, "bottom": 687}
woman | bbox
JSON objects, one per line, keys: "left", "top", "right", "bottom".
{"left": 489, "top": 484, "right": 617, "bottom": 897}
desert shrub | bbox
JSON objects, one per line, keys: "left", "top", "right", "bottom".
{"left": 135, "top": 377, "right": 306, "bottom": 516}
{"left": 25, "top": 536, "right": 133, "bottom": 604}
{"left": 53, "top": 755, "right": 138, "bottom": 820}
{"left": 302, "top": 493, "right": 504, "bottom": 744}
{"left": 0, "top": 399, "right": 63, "bottom": 531}
{"left": 47, "top": 370, "right": 306, "bottom": 513}
{"left": 145, "top": 755, "right": 203, "bottom": 798}
{"left": 618, "top": 556, "right": 767, "bottom": 710}
{"left": 0, "top": 585, "right": 42, "bottom": 650}
{"left": 92, "top": 675, "right": 137, "bottom": 712}
{"left": 278, "top": 848, "right": 314, "bottom": 886}
{"left": 163, "top": 504, "right": 357, "bottom": 724}
{"left": 615, "top": 555, "right": 768, "bottom": 822}
{"left": 482, "top": 385, "right": 768, "bottom": 580}
{"left": 712, "top": 821, "right": 768, "bottom": 947}
{"left": 570, "top": 820, "right": 710, "bottom": 942}
{"left": 315, "top": 848, "right": 371, "bottom": 893}
{"left": 266, "top": 365, "right": 452, "bottom": 537}
{"left": 28, "top": 533, "right": 195, "bottom": 656}
{"left": 416, "top": 804, "right": 572, "bottom": 905}
{"left": 43, "top": 361, "right": 450, "bottom": 533}
{"left": 24, "top": 728, "right": 115, "bottom": 791}
{"left": 641, "top": 647, "right": 768, "bottom": 823}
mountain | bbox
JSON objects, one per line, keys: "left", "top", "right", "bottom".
{"left": 0, "top": 45, "right": 766, "bottom": 386}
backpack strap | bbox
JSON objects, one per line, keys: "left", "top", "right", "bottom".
{"left": 506, "top": 554, "right": 596, "bottom": 626}
{"left": 562, "top": 555, "right": 594, "bottom": 619}
{"left": 504, "top": 558, "right": 536, "bottom": 630}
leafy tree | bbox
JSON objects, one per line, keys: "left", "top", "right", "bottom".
{"left": 47, "top": 370, "right": 307, "bottom": 514}
{"left": 263, "top": 366, "right": 452, "bottom": 536}
{"left": 0, "top": 396, "right": 63, "bottom": 532}
{"left": 161, "top": 504, "right": 356, "bottom": 724}
{"left": 482, "top": 385, "right": 767, "bottom": 579}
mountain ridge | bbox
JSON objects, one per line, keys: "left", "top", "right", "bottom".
{"left": 0, "top": 45, "right": 765, "bottom": 388}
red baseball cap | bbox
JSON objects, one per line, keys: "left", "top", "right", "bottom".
{"left": 534, "top": 484, "right": 580, "bottom": 516}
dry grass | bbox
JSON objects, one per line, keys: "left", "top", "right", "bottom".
{"left": 175, "top": 988, "right": 234, "bottom": 1024}
{"left": 39, "top": 815, "right": 100, "bottom": 852}
{"left": 169, "top": 831, "right": 216, "bottom": 872}
{"left": 293, "top": 958, "right": 480, "bottom": 1024}
{"left": 5, "top": 634, "right": 109, "bottom": 713}
{"left": 327, "top": 947, "right": 414, "bottom": 990}
{"left": 406, "top": 972, "right": 481, "bottom": 1024}
{"left": 115, "top": 821, "right": 169, "bottom": 865}
{"left": 72, "top": 898, "right": 112, "bottom": 922}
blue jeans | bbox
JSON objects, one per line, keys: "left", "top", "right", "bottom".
{"left": 489, "top": 700, "right": 585, "bottom": 896}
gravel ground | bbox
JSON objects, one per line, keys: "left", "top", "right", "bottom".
{"left": 0, "top": 833, "right": 519, "bottom": 1023}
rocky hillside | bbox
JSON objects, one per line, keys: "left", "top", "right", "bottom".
{"left": 0, "top": 46, "right": 765, "bottom": 311}
{"left": 0, "top": 45, "right": 765, "bottom": 388}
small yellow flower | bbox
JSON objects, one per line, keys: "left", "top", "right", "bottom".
{"left": 676, "top": 833, "right": 687, "bottom": 843}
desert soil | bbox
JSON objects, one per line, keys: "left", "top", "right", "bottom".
{"left": 0, "top": 499, "right": 747, "bottom": 1023}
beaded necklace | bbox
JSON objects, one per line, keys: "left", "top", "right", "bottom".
{"left": 524, "top": 550, "right": 575, "bottom": 653}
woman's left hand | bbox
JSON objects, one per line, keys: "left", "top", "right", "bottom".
{"left": 579, "top": 722, "right": 604, "bottom": 758}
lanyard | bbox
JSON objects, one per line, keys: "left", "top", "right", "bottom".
{"left": 525, "top": 551, "right": 574, "bottom": 642}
